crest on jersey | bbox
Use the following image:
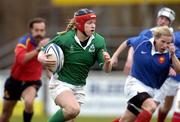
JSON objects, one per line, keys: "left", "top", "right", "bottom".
{"left": 70, "top": 45, "right": 74, "bottom": 52}
{"left": 89, "top": 44, "right": 95, "bottom": 52}
{"left": 158, "top": 56, "right": 165, "bottom": 64}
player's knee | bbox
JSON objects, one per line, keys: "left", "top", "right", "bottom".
{"left": 164, "top": 105, "right": 172, "bottom": 111}
{"left": 160, "top": 106, "right": 171, "bottom": 113}
{"left": 1, "top": 110, "right": 12, "bottom": 120}
{"left": 142, "top": 98, "right": 157, "bottom": 113}
{"left": 2, "top": 106, "right": 14, "bottom": 117}
{"left": 127, "top": 92, "right": 152, "bottom": 116}
{"left": 65, "top": 104, "right": 80, "bottom": 119}
{"left": 24, "top": 99, "right": 34, "bottom": 109}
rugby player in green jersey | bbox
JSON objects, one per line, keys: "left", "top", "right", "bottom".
{"left": 38, "top": 8, "right": 112, "bottom": 122}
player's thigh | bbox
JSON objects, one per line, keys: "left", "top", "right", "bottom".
{"left": 55, "top": 90, "right": 79, "bottom": 109}
{"left": 49, "top": 78, "right": 80, "bottom": 108}
{"left": 163, "top": 96, "right": 174, "bottom": 108}
{"left": 21, "top": 80, "right": 42, "bottom": 102}
{"left": 2, "top": 100, "right": 17, "bottom": 114}
{"left": 22, "top": 86, "right": 36, "bottom": 102}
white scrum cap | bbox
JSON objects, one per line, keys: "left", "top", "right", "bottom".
{"left": 157, "top": 7, "right": 175, "bottom": 22}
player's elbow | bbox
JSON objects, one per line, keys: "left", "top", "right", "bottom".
{"left": 175, "top": 67, "right": 180, "bottom": 74}
{"left": 173, "top": 64, "right": 180, "bottom": 73}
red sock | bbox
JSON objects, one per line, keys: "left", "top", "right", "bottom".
{"left": 112, "top": 118, "right": 120, "bottom": 122}
{"left": 172, "top": 112, "right": 180, "bottom": 122}
{"left": 157, "top": 109, "right": 168, "bottom": 122}
{"left": 135, "top": 109, "right": 152, "bottom": 122}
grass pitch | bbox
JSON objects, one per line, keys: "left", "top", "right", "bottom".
{"left": 10, "top": 115, "right": 171, "bottom": 122}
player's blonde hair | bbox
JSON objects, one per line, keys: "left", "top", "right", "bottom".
{"left": 153, "top": 26, "right": 173, "bottom": 39}
{"left": 65, "top": 18, "right": 76, "bottom": 31}
{"left": 57, "top": 18, "right": 76, "bottom": 35}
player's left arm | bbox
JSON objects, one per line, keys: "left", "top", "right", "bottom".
{"left": 111, "top": 40, "right": 128, "bottom": 67}
{"left": 20, "top": 38, "right": 49, "bottom": 64}
{"left": 171, "top": 54, "right": 180, "bottom": 73}
{"left": 97, "top": 40, "right": 112, "bottom": 73}
{"left": 169, "top": 43, "right": 180, "bottom": 73}
{"left": 15, "top": 44, "right": 40, "bottom": 64}
{"left": 102, "top": 49, "right": 112, "bottom": 73}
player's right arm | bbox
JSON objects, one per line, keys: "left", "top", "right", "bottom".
{"left": 15, "top": 45, "right": 39, "bottom": 64}
{"left": 123, "top": 47, "right": 134, "bottom": 75}
{"left": 169, "top": 43, "right": 180, "bottom": 73}
{"left": 15, "top": 37, "right": 38, "bottom": 64}
{"left": 111, "top": 35, "right": 146, "bottom": 67}
{"left": 38, "top": 50, "right": 56, "bottom": 69}
{"left": 111, "top": 40, "right": 128, "bottom": 67}
{"left": 38, "top": 35, "right": 60, "bottom": 69}
{"left": 16, "top": 37, "right": 49, "bottom": 64}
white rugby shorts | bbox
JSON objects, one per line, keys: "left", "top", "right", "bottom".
{"left": 124, "top": 75, "right": 162, "bottom": 103}
{"left": 49, "top": 75, "right": 85, "bottom": 104}
{"left": 159, "top": 77, "right": 179, "bottom": 96}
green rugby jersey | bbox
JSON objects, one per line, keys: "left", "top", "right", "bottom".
{"left": 48, "top": 30, "right": 107, "bottom": 85}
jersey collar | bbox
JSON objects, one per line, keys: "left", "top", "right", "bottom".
{"left": 29, "top": 34, "right": 38, "bottom": 47}
{"left": 74, "top": 34, "right": 95, "bottom": 50}
{"left": 150, "top": 37, "right": 168, "bottom": 55}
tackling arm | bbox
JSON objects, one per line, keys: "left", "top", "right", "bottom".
{"left": 111, "top": 40, "right": 128, "bottom": 67}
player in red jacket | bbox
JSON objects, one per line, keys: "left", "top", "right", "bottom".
{"left": 0, "top": 17, "right": 48, "bottom": 122}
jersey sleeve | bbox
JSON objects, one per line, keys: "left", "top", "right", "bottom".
{"left": 139, "top": 29, "right": 153, "bottom": 39}
{"left": 126, "top": 36, "right": 141, "bottom": 49}
{"left": 96, "top": 39, "right": 107, "bottom": 69}
{"left": 15, "top": 36, "right": 28, "bottom": 64}
{"left": 126, "top": 35, "right": 148, "bottom": 50}
{"left": 43, "top": 34, "right": 62, "bottom": 50}
{"left": 174, "top": 31, "right": 180, "bottom": 58}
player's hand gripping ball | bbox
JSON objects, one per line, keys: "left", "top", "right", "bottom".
{"left": 44, "top": 43, "right": 64, "bottom": 73}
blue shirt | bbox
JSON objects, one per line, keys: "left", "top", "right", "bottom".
{"left": 139, "top": 28, "right": 154, "bottom": 38}
{"left": 126, "top": 28, "right": 153, "bottom": 45}
{"left": 174, "top": 32, "right": 180, "bottom": 58}
{"left": 126, "top": 28, "right": 154, "bottom": 49}
{"left": 127, "top": 35, "right": 171, "bottom": 89}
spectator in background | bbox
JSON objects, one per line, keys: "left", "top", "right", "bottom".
{"left": 111, "top": 26, "right": 180, "bottom": 122}
{"left": 0, "top": 17, "right": 48, "bottom": 122}
{"left": 38, "top": 8, "right": 112, "bottom": 122}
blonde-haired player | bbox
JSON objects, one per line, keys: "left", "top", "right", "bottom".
{"left": 111, "top": 26, "right": 180, "bottom": 122}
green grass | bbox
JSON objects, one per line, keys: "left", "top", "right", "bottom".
{"left": 10, "top": 115, "right": 172, "bottom": 122}
{"left": 76, "top": 116, "right": 171, "bottom": 122}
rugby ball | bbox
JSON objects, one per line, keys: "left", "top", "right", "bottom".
{"left": 44, "top": 43, "right": 64, "bottom": 73}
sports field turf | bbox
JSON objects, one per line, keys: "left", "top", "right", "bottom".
{"left": 10, "top": 115, "right": 171, "bottom": 122}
